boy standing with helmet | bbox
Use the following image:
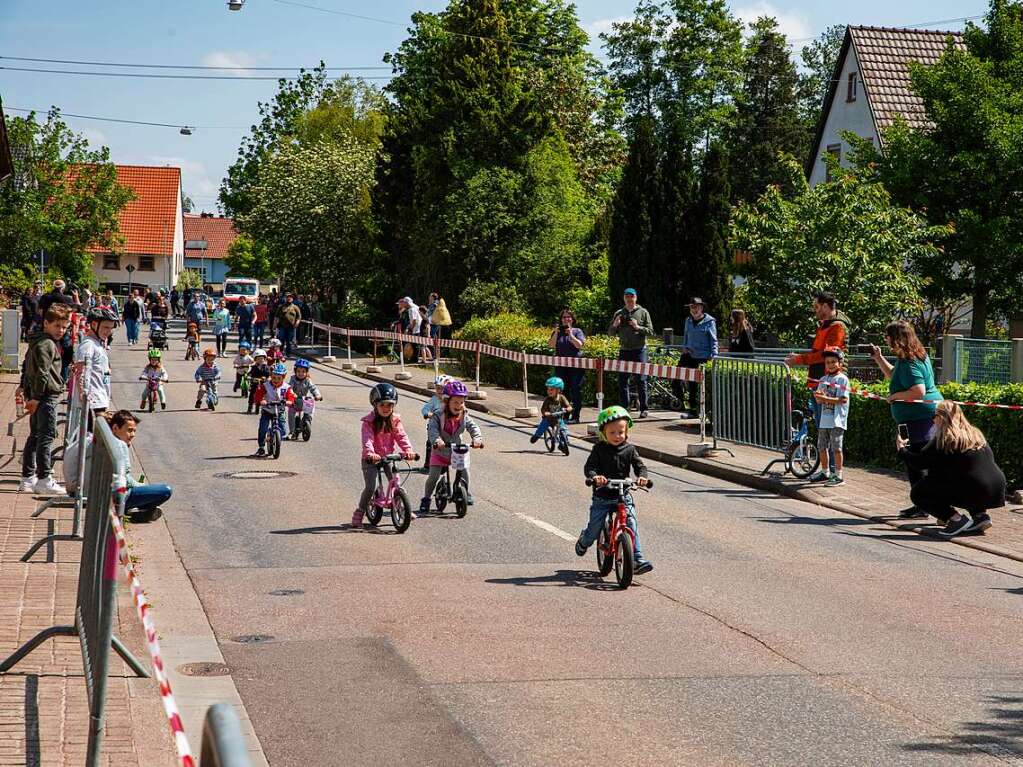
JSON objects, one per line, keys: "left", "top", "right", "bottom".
{"left": 575, "top": 406, "right": 653, "bottom": 574}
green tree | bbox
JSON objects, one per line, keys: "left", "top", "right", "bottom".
{"left": 602, "top": 0, "right": 672, "bottom": 123}
{"left": 858, "top": 1, "right": 1023, "bottom": 336}
{"left": 728, "top": 17, "right": 807, "bottom": 205}
{"left": 0, "top": 109, "right": 133, "bottom": 285}
{"left": 685, "top": 143, "right": 733, "bottom": 319}
{"left": 608, "top": 117, "right": 663, "bottom": 318}
{"left": 224, "top": 233, "right": 274, "bottom": 281}
{"left": 175, "top": 269, "right": 203, "bottom": 291}
{"left": 730, "top": 157, "right": 936, "bottom": 343}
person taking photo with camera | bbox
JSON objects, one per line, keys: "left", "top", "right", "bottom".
{"left": 548, "top": 309, "right": 586, "bottom": 423}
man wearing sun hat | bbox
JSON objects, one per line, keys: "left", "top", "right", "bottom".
{"left": 675, "top": 297, "right": 718, "bottom": 419}
{"left": 608, "top": 288, "right": 656, "bottom": 418}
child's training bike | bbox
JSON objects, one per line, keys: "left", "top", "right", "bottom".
{"left": 291, "top": 396, "right": 316, "bottom": 441}
{"left": 197, "top": 381, "right": 219, "bottom": 411}
{"left": 144, "top": 377, "right": 161, "bottom": 413}
{"left": 542, "top": 409, "right": 570, "bottom": 455}
{"left": 186, "top": 340, "right": 199, "bottom": 361}
{"left": 365, "top": 452, "right": 418, "bottom": 534}
{"left": 762, "top": 401, "right": 820, "bottom": 479}
{"left": 585, "top": 478, "right": 652, "bottom": 590}
{"left": 263, "top": 402, "right": 287, "bottom": 459}
{"left": 433, "top": 442, "right": 473, "bottom": 518}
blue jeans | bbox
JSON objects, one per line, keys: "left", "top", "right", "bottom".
{"left": 126, "top": 483, "right": 172, "bottom": 511}
{"left": 258, "top": 409, "right": 287, "bottom": 447}
{"left": 618, "top": 347, "right": 648, "bottom": 411}
{"left": 254, "top": 322, "right": 266, "bottom": 348}
{"left": 579, "top": 494, "right": 643, "bottom": 561}
{"left": 238, "top": 324, "right": 253, "bottom": 347}
{"left": 531, "top": 417, "right": 569, "bottom": 445}
{"left": 124, "top": 318, "right": 140, "bottom": 344}
{"left": 277, "top": 326, "right": 296, "bottom": 356}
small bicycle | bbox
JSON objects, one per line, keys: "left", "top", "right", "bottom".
{"left": 433, "top": 442, "right": 474, "bottom": 518}
{"left": 197, "top": 380, "right": 219, "bottom": 411}
{"left": 763, "top": 402, "right": 820, "bottom": 479}
{"left": 143, "top": 377, "right": 162, "bottom": 413}
{"left": 586, "top": 478, "right": 652, "bottom": 590}
{"left": 541, "top": 409, "right": 570, "bottom": 455}
{"left": 239, "top": 369, "right": 251, "bottom": 398}
{"left": 262, "top": 401, "right": 287, "bottom": 459}
{"left": 247, "top": 375, "right": 266, "bottom": 414}
{"left": 365, "top": 452, "right": 419, "bottom": 534}
{"left": 291, "top": 396, "right": 316, "bottom": 441}
{"left": 186, "top": 340, "right": 200, "bottom": 361}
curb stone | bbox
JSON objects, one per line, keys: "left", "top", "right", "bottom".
{"left": 323, "top": 359, "right": 1023, "bottom": 566}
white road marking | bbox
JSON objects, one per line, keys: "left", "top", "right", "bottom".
{"left": 514, "top": 512, "right": 577, "bottom": 542}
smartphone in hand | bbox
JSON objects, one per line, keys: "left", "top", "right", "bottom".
{"left": 898, "top": 424, "right": 910, "bottom": 441}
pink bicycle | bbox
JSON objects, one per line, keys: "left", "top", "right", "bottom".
{"left": 365, "top": 452, "right": 418, "bottom": 534}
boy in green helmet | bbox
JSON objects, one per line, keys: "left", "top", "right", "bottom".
{"left": 576, "top": 405, "right": 652, "bottom": 574}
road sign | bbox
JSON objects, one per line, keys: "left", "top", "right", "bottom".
{"left": 125, "top": 264, "right": 136, "bottom": 274}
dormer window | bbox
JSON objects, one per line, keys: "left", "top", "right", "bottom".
{"left": 847, "top": 72, "right": 858, "bottom": 102}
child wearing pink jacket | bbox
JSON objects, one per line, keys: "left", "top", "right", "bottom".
{"left": 352, "top": 383, "right": 416, "bottom": 528}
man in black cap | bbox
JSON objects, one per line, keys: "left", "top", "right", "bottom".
{"left": 675, "top": 297, "right": 718, "bottom": 419}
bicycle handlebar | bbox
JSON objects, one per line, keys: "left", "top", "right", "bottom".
{"left": 365, "top": 453, "right": 420, "bottom": 464}
{"left": 584, "top": 478, "right": 653, "bottom": 491}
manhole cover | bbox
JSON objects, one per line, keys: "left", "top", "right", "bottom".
{"left": 231, "top": 634, "right": 275, "bottom": 644}
{"left": 178, "top": 661, "right": 231, "bottom": 677}
{"left": 214, "top": 471, "right": 297, "bottom": 480}
{"left": 269, "top": 588, "right": 305, "bottom": 597}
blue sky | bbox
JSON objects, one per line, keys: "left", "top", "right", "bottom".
{"left": 0, "top": 0, "right": 987, "bottom": 213}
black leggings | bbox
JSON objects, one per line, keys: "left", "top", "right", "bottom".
{"left": 911, "top": 477, "right": 996, "bottom": 522}
{"left": 216, "top": 332, "right": 228, "bottom": 355}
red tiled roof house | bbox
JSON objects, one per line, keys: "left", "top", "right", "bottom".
{"left": 806, "top": 26, "right": 965, "bottom": 186}
{"left": 87, "top": 164, "right": 184, "bottom": 291}
{"left": 183, "top": 213, "right": 239, "bottom": 289}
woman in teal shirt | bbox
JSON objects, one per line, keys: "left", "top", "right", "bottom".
{"left": 870, "top": 321, "right": 943, "bottom": 517}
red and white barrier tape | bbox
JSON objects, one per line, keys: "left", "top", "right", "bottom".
{"left": 807, "top": 377, "right": 1023, "bottom": 411}
{"left": 605, "top": 358, "right": 704, "bottom": 382}
{"left": 108, "top": 505, "right": 196, "bottom": 767}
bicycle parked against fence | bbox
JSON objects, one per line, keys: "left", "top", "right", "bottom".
{"left": 763, "top": 400, "right": 820, "bottom": 479}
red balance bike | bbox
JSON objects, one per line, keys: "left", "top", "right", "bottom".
{"left": 365, "top": 452, "right": 419, "bottom": 534}
{"left": 585, "top": 478, "right": 652, "bottom": 590}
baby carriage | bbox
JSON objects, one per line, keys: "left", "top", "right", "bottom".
{"left": 148, "top": 320, "right": 168, "bottom": 350}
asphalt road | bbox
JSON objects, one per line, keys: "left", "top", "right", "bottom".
{"left": 110, "top": 323, "right": 1023, "bottom": 766}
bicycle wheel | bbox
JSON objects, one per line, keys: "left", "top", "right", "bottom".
{"left": 434, "top": 476, "right": 449, "bottom": 513}
{"left": 366, "top": 503, "right": 383, "bottom": 527}
{"left": 270, "top": 430, "right": 281, "bottom": 459}
{"left": 392, "top": 489, "right": 412, "bottom": 533}
{"left": 148, "top": 392, "right": 155, "bottom": 413}
{"left": 790, "top": 436, "right": 820, "bottom": 479}
{"left": 543, "top": 427, "right": 555, "bottom": 453}
{"left": 596, "top": 516, "right": 614, "bottom": 576}
{"left": 453, "top": 483, "right": 468, "bottom": 518}
{"left": 301, "top": 418, "right": 311, "bottom": 442}
{"left": 614, "top": 532, "right": 634, "bottom": 590}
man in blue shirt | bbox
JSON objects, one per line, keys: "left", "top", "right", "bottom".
{"left": 675, "top": 297, "right": 718, "bottom": 419}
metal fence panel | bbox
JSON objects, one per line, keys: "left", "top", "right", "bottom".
{"left": 953, "top": 337, "right": 1012, "bottom": 385}
{"left": 711, "top": 358, "right": 792, "bottom": 453}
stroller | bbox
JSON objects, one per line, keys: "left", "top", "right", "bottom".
{"left": 148, "top": 320, "right": 168, "bottom": 350}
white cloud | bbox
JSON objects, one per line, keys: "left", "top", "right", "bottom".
{"left": 584, "top": 16, "right": 631, "bottom": 40}
{"left": 145, "top": 155, "right": 218, "bottom": 199}
{"left": 201, "top": 50, "right": 261, "bottom": 77}
{"left": 79, "top": 127, "right": 107, "bottom": 148}
{"left": 732, "top": 1, "right": 812, "bottom": 44}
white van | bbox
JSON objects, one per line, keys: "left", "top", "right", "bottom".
{"left": 223, "top": 278, "right": 259, "bottom": 312}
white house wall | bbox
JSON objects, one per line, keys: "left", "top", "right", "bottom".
{"left": 809, "top": 45, "right": 878, "bottom": 187}
{"left": 172, "top": 191, "right": 184, "bottom": 286}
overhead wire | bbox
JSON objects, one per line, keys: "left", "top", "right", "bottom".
{"left": 5, "top": 106, "right": 247, "bottom": 130}
{"left": 0, "top": 65, "right": 391, "bottom": 81}
{"left": 0, "top": 55, "right": 390, "bottom": 71}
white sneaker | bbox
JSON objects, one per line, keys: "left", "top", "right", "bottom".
{"left": 19, "top": 477, "right": 35, "bottom": 493}
{"left": 34, "top": 476, "right": 66, "bottom": 496}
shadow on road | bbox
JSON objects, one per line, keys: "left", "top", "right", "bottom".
{"left": 485, "top": 569, "right": 621, "bottom": 591}
{"left": 756, "top": 515, "right": 875, "bottom": 527}
{"left": 270, "top": 524, "right": 399, "bottom": 535}
{"left": 901, "top": 694, "right": 1023, "bottom": 760}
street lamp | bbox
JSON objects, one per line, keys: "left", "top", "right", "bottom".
{"left": 180, "top": 126, "right": 194, "bottom": 136}
{"left": 227, "top": 0, "right": 244, "bottom": 10}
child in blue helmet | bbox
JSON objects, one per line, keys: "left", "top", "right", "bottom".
{"left": 287, "top": 359, "right": 322, "bottom": 439}
{"left": 529, "top": 376, "right": 572, "bottom": 455}
{"left": 252, "top": 362, "right": 294, "bottom": 457}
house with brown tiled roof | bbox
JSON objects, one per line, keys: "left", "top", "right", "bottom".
{"left": 183, "top": 213, "right": 239, "bottom": 289}
{"left": 806, "top": 25, "right": 965, "bottom": 186}
{"left": 87, "top": 164, "right": 185, "bottom": 292}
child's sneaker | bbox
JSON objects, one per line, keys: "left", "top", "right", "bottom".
{"left": 161, "top": 402, "right": 166, "bottom": 410}
{"left": 560, "top": 441, "right": 570, "bottom": 456}
{"left": 634, "top": 559, "right": 654, "bottom": 575}
{"left": 418, "top": 498, "right": 431, "bottom": 517}
{"left": 254, "top": 447, "right": 266, "bottom": 457}
{"left": 194, "top": 398, "right": 201, "bottom": 409}
{"left": 139, "top": 401, "right": 146, "bottom": 410}
{"left": 808, "top": 471, "right": 829, "bottom": 483}
{"left": 529, "top": 435, "right": 539, "bottom": 444}
{"left": 351, "top": 509, "right": 364, "bottom": 528}
{"left": 826, "top": 474, "right": 845, "bottom": 487}
{"left": 575, "top": 536, "right": 588, "bottom": 557}
{"left": 19, "top": 477, "right": 35, "bottom": 493}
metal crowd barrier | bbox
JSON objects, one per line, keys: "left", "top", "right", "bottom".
{"left": 200, "top": 704, "right": 254, "bottom": 767}
{"left": 0, "top": 416, "right": 149, "bottom": 767}
{"left": 711, "top": 357, "right": 793, "bottom": 466}
{"left": 22, "top": 370, "right": 91, "bottom": 560}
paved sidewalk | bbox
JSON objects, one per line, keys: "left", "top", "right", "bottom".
{"left": 316, "top": 354, "right": 1023, "bottom": 563}
{"left": 0, "top": 372, "right": 177, "bottom": 767}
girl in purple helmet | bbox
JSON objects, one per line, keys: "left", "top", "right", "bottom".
{"left": 419, "top": 380, "right": 484, "bottom": 516}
